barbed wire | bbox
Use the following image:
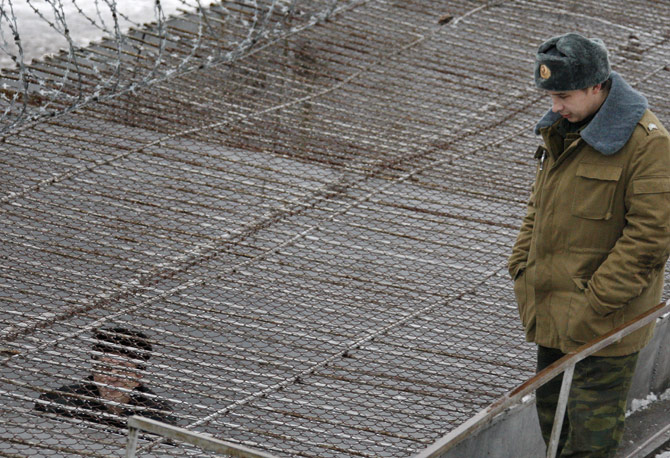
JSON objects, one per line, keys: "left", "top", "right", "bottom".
{"left": 0, "top": 0, "right": 347, "bottom": 136}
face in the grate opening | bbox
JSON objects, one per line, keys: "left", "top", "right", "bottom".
{"left": 92, "top": 355, "right": 142, "bottom": 408}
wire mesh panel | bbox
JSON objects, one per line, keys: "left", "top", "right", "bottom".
{"left": 3, "top": 0, "right": 670, "bottom": 456}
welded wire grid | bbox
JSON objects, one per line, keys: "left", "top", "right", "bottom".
{"left": 2, "top": 0, "right": 670, "bottom": 456}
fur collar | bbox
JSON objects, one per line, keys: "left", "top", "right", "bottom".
{"left": 534, "top": 71, "right": 648, "bottom": 156}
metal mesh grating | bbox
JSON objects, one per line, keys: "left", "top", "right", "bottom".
{"left": 3, "top": 0, "right": 670, "bottom": 456}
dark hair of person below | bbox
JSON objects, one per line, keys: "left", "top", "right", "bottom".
{"left": 91, "top": 327, "right": 152, "bottom": 365}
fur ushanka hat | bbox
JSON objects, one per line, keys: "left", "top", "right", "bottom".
{"left": 534, "top": 33, "right": 611, "bottom": 91}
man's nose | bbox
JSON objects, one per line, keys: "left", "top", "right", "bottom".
{"left": 552, "top": 99, "right": 563, "bottom": 113}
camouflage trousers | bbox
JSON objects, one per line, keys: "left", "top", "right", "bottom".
{"left": 535, "top": 346, "right": 639, "bottom": 458}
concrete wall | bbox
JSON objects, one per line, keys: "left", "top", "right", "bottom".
{"left": 439, "top": 399, "right": 545, "bottom": 458}
{"left": 629, "top": 316, "right": 670, "bottom": 399}
{"left": 437, "top": 315, "right": 670, "bottom": 458}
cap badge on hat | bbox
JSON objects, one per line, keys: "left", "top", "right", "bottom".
{"left": 539, "top": 64, "right": 551, "bottom": 79}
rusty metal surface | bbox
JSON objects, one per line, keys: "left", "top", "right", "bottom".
{"left": 3, "top": 0, "right": 670, "bottom": 456}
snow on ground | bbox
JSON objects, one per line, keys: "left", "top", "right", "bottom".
{"left": 0, "top": 0, "right": 195, "bottom": 66}
{"left": 626, "top": 386, "right": 670, "bottom": 417}
{"left": 656, "top": 452, "right": 670, "bottom": 458}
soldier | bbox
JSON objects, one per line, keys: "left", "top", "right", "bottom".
{"left": 509, "top": 33, "right": 670, "bottom": 456}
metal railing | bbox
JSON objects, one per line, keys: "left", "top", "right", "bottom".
{"left": 125, "top": 416, "right": 278, "bottom": 458}
{"left": 415, "top": 299, "right": 670, "bottom": 458}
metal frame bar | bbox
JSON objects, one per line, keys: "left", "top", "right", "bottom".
{"left": 414, "top": 299, "right": 670, "bottom": 458}
{"left": 547, "top": 363, "right": 574, "bottom": 458}
{"left": 126, "top": 425, "right": 140, "bottom": 457}
{"left": 125, "top": 416, "right": 279, "bottom": 458}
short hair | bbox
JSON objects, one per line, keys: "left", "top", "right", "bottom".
{"left": 601, "top": 77, "right": 612, "bottom": 91}
{"left": 91, "top": 328, "right": 152, "bottom": 368}
{"left": 580, "top": 77, "right": 611, "bottom": 94}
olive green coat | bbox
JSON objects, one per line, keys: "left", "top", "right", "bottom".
{"left": 509, "top": 72, "right": 670, "bottom": 356}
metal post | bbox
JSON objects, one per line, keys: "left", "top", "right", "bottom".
{"left": 125, "top": 425, "right": 139, "bottom": 458}
{"left": 547, "top": 363, "right": 575, "bottom": 458}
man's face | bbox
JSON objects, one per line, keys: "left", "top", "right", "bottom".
{"left": 93, "top": 355, "right": 142, "bottom": 402}
{"left": 547, "top": 86, "right": 603, "bottom": 123}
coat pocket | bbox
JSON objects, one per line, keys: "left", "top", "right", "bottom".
{"left": 567, "top": 277, "right": 623, "bottom": 344}
{"left": 571, "top": 163, "right": 622, "bottom": 220}
{"left": 514, "top": 269, "right": 535, "bottom": 334}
